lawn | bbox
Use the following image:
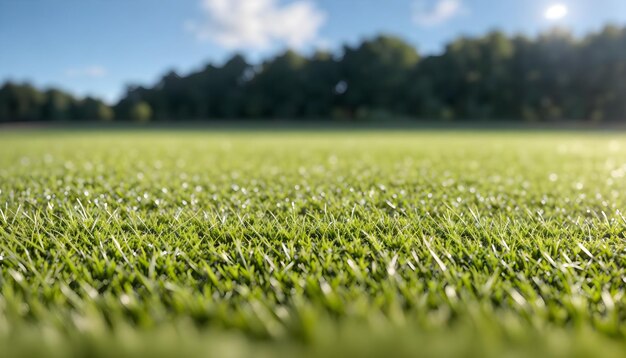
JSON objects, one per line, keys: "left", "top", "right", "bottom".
{"left": 0, "top": 130, "right": 625, "bottom": 357}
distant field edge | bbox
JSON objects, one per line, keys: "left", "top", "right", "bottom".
{"left": 2, "top": 119, "right": 626, "bottom": 132}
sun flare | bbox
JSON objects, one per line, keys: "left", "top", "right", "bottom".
{"left": 545, "top": 3, "right": 568, "bottom": 20}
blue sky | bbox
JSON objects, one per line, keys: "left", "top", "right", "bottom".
{"left": 1, "top": 0, "right": 625, "bottom": 103}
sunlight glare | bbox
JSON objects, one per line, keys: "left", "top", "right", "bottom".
{"left": 545, "top": 4, "right": 568, "bottom": 20}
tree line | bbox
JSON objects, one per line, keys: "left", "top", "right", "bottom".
{"left": 2, "top": 25, "right": 625, "bottom": 122}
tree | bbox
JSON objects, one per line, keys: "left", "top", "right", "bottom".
{"left": 246, "top": 50, "right": 309, "bottom": 118}
{"left": 73, "top": 97, "right": 114, "bottom": 121}
{"left": 0, "top": 82, "right": 45, "bottom": 121}
{"left": 339, "top": 35, "right": 420, "bottom": 118}
{"left": 42, "top": 89, "right": 74, "bottom": 121}
{"left": 301, "top": 51, "right": 341, "bottom": 118}
{"left": 129, "top": 101, "right": 153, "bottom": 122}
{"left": 3, "top": 26, "right": 626, "bottom": 123}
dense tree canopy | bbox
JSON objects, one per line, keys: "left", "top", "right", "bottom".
{"left": 0, "top": 83, "right": 113, "bottom": 122}
{"left": 1, "top": 26, "right": 625, "bottom": 122}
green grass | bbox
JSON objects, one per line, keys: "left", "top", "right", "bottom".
{"left": 1, "top": 130, "right": 625, "bottom": 357}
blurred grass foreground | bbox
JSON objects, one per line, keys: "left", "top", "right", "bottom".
{"left": 1, "top": 131, "right": 625, "bottom": 357}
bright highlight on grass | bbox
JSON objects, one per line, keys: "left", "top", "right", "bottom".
{"left": 545, "top": 3, "right": 568, "bottom": 20}
{"left": 1, "top": 131, "right": 626, "bottom": 357}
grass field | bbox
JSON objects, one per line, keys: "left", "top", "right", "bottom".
{"left": 1, "top": 130, "right": 625, "bottom": 357}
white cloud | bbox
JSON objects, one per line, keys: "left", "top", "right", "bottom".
{"left": 186, "top": 0, "right": 327, "bottom": 50}
{"left": 65, "top": 65, "right": 107, "bottom": 78}
{"left": 413, "top": 0, "right": 465, "bottom": 27}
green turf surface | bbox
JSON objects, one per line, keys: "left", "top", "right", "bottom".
{"left": 1, "top": 131, "right": 625, "bottom": 357}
